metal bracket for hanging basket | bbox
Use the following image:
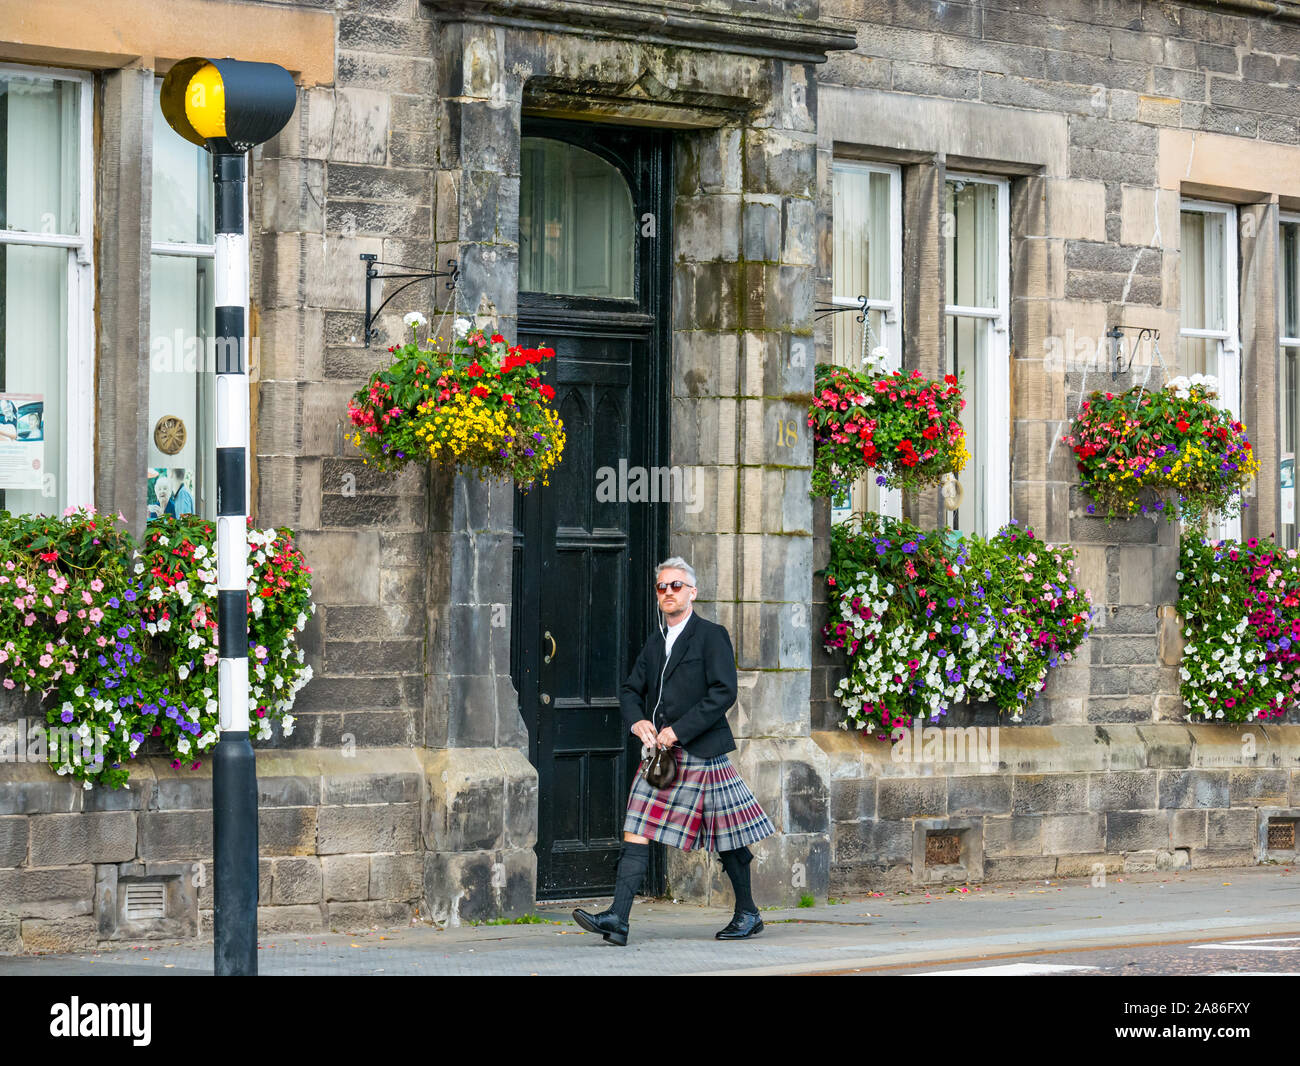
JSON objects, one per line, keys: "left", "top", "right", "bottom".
{"left": 360, "top": 253, "right": 460, "bottom": 348}
{"left": 1106, "top": 326, "right": 1161, "bottom": 381}
{"left": 814, "top": 294, "right": 870, "bottom": 323}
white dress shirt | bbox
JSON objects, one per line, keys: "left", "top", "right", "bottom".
{"left": 664, "top": 609, "right": 692, "bottom": 659}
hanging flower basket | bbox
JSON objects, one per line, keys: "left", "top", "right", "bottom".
{"left": 1061, "top": 376, "right": 1258, "bottom": 528}
{"left": 347, "top": 316, "right": 566, "bottom": 490}
{"left": 808, "top": 362, "right": 967, "bottom": 498}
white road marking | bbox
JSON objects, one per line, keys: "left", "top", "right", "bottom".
{"left": 918, "top": 962, "right": 1098, "bottom": 975}
{"left": 1193, "top": 937, "right": 1300, "bottom": 952}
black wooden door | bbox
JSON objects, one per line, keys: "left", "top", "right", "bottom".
{"left": 512, "top": 118, "right": 671, "bottom": 900}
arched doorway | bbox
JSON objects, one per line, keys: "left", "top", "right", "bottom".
{"left": 511, "top": 119, "right": 672, "bottom": 899}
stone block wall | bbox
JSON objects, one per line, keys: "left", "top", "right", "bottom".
{"left": 817, "top": 724, "right": 1300, "bottom": 893}
{"left": 0, "top": 751, "right": 428, "bottom": 954}
{"left": 254, "top": 0, "right": 440, "bottom": 758}
{"left": 811, "top": 0, "right": 1300, "bottom": 730}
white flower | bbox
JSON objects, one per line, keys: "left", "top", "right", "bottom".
{"left": 193, "top": 544, "right": 208, "bottom": 560}
{"left": 453, "top": 317, "right": 471, "bottom": 338}
{"left": 404, "top": 311, "right": 428, "bottom": 330}
{"left": 134, "top": 561, "right": 145, "bottom": 575}
{"left": 177, "top": 737, "right": 191, "bottom": 754}
{"left": 178, "top": 665, "right": 190, "bottom": 680}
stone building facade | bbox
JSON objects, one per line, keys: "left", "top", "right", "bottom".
{"left": 1, "top": 0, "right": 1299, "bottom": 953}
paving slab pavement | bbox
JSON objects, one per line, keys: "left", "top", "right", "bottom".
{"left": 0, "top": 865, "right": 1296, "bottom": 976}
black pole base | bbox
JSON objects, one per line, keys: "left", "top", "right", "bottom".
{"left": 212, "top": 730, "right": 259, "bottom": 976}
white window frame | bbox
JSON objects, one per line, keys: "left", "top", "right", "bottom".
{"left": 1180, "top": 198, "right": 1241, "bottom": 542}
{"left": 944, "top": 171, "right": 1010, "bottom": 537}
{"left": 0, "top": 61, "right": 95, "bottom": 511}
{"left": 830, "top": 159, "right": 903, "bottom": 523}
{"left": 1278, "top": 212, "right": 1300, "bottom": 545}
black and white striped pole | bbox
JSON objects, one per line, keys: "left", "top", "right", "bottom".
{"left": 161, "top": 58, "right": 296, "bottom": 977}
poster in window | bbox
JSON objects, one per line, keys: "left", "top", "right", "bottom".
{"left": 0, "top": 392, "right": 45, "bottom": 490}
{"left": 1282, "top": 455, "right": 1295, "bottom": 526}
{"left": 147, "top": 467, "right": 196, "bottom": 520}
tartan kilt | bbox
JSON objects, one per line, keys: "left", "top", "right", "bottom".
{"left": 624, "top": 746, "right": 776, "bottom": 853}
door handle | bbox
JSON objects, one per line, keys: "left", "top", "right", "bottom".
{"left": 544, "top": 630, "right": 556, "bottom": 664}
{"left": 540, "top": 693, "right": 551, "bottom": 705}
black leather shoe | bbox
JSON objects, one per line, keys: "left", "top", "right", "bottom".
{"left": 715, "top": 909, "right": 764, "bottom": 940}
{"left": 572, "top": 907, "right": 629, "bottom": 946}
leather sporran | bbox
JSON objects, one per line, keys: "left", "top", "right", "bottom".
{"left": 642, "top": 744, "right": 678, "bottom": 790}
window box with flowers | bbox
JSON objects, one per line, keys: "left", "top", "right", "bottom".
{"left": 1060, "top": 375, "right": 1258, "bottom": 529}
{"left": 0, "top": 508, "right": 314, "bottom": 790}
{"left": 820, "top": 513, "right": 1092, "bottom": 734}
{"left": 1178, "top": 535, "right": 1300, "bottom": 723}
{"left": 347, "top": 315, "right": 566, "bottom": 489}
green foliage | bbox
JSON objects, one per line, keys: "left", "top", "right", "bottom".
{"left": 0, "top": 509, "right": 314, "bottom": 789}
{"left": 822, "top": 513, "right": 1092, "bottom": 732}
{"left": 808, "top": 363, "right": 967, "bottom": 498}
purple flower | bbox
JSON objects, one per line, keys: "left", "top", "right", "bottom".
{"left": 124, "top": 589, "right": 136, "bottom": 601}
{"left": 116, "top": 626, "right": 129, "bottom": 639}
{"left": 60, "top": 710, "right": 73, "bottom": 723}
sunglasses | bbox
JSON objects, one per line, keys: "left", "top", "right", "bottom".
{"left": 655, "top": 580, "right": 694, "bottom": 593}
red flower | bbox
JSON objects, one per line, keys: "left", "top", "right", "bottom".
{"left": 491, "top": 334, "right": 505, "bottom": 343}
{"left": 503, "top": 393, "right": 515, "bottom": 404}
{"left": 471, "top": 385, "right": 490, "bottom": 398}
{"left": 1176, "top": 419, "right": 1190, "bottom": 433}
{"left": 467, "top": 363, "right": 484, "bottom": 378}
{"left": 539, "top": 384, "right": 556, "bottom": 400}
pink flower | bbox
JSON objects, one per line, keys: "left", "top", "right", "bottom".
{"left": 38, "top": 654, "right": 53, "bottom": 668}
{"left": 81, "top": 590, "right": 93, "bottom": 605}
{"left": 1, "top": 679, "right": 12, "bottom": 690}
{"left": 55, "top": 610, "right": 69, "bottom": 624}
{"left": 88, "top": 608, "right": 103, "bottom": 624}
{"left": 90, "top": 579, "right": 104, "bottom": 592}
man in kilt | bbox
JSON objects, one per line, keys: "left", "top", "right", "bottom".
{"left": 573, "top": 557, "right": 775, "bottom": 946}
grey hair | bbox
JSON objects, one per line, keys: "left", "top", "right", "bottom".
{"left": 655, "top": 556, "right": 697, "bottom": 587}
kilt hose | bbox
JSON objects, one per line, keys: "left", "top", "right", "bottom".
{"left": 624, "top": 745, "right": 775, "bottom": 853}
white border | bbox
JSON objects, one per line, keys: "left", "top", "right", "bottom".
{"left": 1180, "top": 198, "right": 1240, "bottom": 541}
{"left": 830, "top": 159, "right": 904, "bottom": 521}
{"left": 0, "top": 61, "right": 95, "bottom": 512}
{"left": 945, "top": 171, "right": 1010, "bottom": 537}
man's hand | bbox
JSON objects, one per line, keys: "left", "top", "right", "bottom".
{"left": 656, "top": 726, "right": 678, "bottom": 748}
{"left": 631, "top": 719, "right": 657, "bottom": 747}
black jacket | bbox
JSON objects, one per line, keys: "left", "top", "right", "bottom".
{"left": 620, "top": 611, "right": 738, "bottom": 759}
